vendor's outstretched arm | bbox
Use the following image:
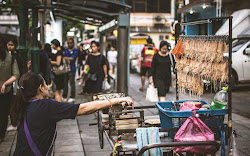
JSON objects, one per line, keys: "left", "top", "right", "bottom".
{"left": 77, "top": 97, "right": 133, "bottom": 115}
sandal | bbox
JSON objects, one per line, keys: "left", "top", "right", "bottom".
{"left": 139, "top": 88, "right": 144, "bottom": 92}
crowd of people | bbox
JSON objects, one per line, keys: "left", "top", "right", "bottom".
{"left": 0, "top": 35, "right": 132, "bottom": 155}
{"left": 0, "top": 35, "right": 120, "bottom": 143}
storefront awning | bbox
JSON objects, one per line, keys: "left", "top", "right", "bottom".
{"left": 52, "top": 0, "right": 131, "bottom": 26}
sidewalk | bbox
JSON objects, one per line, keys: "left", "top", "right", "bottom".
{"left": 0, "top": 73, "right": 249, "bottom": 155}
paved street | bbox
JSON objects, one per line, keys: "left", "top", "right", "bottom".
{"left": 0, "top": 73, "right": 250, "bottom": 155}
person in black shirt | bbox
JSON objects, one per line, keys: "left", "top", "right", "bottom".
{"left": 82, "top": 41, "right": 108, "bottom": 94}
{"left": 77, "top": 43, "right": 87, "bottom": 76}
{"left": 50, "top": 39, "right": 64, "bottom": 102}
{"left": 11, "top": 72, "right": 133, "bottom": 156}
{"left": 149, "top": 40, "right": 174, "bottom": 102}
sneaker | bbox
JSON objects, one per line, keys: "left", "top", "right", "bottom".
{"left": 67, "top": 98, "right": 75, "bottom": 103}
{"left": 7, "top": 125, "right": 17, "bottom": 131}
{"left": 62, "top": 98, "right": 68, "bottom": 102}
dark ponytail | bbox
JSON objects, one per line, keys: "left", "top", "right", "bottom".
{"left": 11, "top": 72, "right": 44, "bottom": 125}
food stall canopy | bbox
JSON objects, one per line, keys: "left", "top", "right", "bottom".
{"left": 52, "top": 0, "right": 131, "bottom": 26}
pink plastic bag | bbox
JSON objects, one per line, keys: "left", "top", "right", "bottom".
{"left": 174, "top": 111, "right": 217, "bottom": 154}
{"left": 180, "top": 101, "right": 201, "bottom": 111}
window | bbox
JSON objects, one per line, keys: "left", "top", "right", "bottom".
{"left": 147, "top": 0, "right": 158, "bottom": 13}
{"left": 159, "top": 0, "right": 170, "bottom": 13}
{"left": 134, "top": 0, "right": 146, "bottom": 12}
{"left": 159, "top": 35, "right": 164, "bottom": 40}
{"left": 129, "top": 0, "right": 171, "bottom": 13}
{"left": 232, "top": 39, "right": 249, "bottom": 53}
{"left": 165, "top": 35, "right": 169, "bottom": 40}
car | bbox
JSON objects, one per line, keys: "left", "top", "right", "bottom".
{"left": 230, "top": 36, "right": 250, "bottom": 87}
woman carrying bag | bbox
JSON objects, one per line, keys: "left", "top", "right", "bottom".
{"left": 11, "top": 72, "right": 133, "bottom": 155}
{"left": 149, "top": 40, "right": 174, "bottom": 102}
{"left": 50, "top": 39, "right": 65, "bottom": 102}
{"left": 81, "top": 41, "right": 108, "bottom": 95}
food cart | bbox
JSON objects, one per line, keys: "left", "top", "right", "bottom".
{"left": 137, "top": 16, "right": 234, "bottom": 156}
{"left": 94, "top": 16, "right": 233, "bottom": 156}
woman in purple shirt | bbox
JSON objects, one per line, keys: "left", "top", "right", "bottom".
{"left": 11, "top": 72, "right": 133, "bottom": 155}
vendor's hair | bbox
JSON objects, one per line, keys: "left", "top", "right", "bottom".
{"left": 51, "top": 39, "right": 60, "bottom": 47}
{"left": 159, "top": 40, "right": 171, "bottom": 51}
{"left": 11, "top": 72, "right": 44, "bottom": 125}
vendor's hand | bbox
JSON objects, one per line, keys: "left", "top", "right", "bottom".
{"left": 149, "top": 76, "right": 153, "bottom": 84}
{"left": 1, "top": 84, "right": 6, "bottom": 93}
{"left": 118, "top": 97, "right": 134, "bottom": 109}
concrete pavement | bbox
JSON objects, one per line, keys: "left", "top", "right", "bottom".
{"left": 0, "top": 73, "right": 249, "bottom": 155}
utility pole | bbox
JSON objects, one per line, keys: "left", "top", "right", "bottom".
{"left": 17, "top": 0, "right": 28, "bottom": 75}
{"left": 30, "top": 6, "right": 40, "bottom": 73}
{"left": 117, "top": 13, "right": 130, "bottom": 95}
{"left": 40, "top": 0, "right": 46, "bottom": 48}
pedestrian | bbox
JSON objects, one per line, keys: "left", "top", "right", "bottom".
{"left": 77, "top": 44, "right": 89, "bottom": 95}
{"left": 11, "top": 72, "right": 133, "bottom": 155}
{"left": 77, "top": 43, "right": 88, "bottom": 77}
{"left": 82, "top": 41, "right": 108, "bottom": 95}
{"left": 6, "top": 39, "right": 20, "bottom": 131}
{"left": 7, "top": 38, "right": 23, "bottom": 76}
{"left": 44, "top": 43, "right": 54, "bottom": 83}
{"left": 107, "top": 45, "right": 118, "bottom": 76}
{"left": 149, "top": 40, "right": 173, "bottom": 102}
{"left": 38, "top": 42, "right": 50, "bottom": 85}
{"left": 50, "top": 39, "right": 64, "bottom": 102}
{"left": 0, "top": 36, "right": 20, "bottom": 143}
{"left": 62, "top": 38, "right": 78, "bottom": 103}
{"left": 139, "top": 37, "right": 158, "bottom": 91}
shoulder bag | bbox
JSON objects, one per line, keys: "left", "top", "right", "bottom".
{"left": 52, "top": 58, "right": 70, "bottom": 75}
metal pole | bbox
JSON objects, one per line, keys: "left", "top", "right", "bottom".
{"left": 175, "top": 23, "right": 180, "bottom": 100}
{"left": 17, "top": 0, "right": 28, "bottom": 75}
{"left": 228, "top": 16, "right": 233, "bottom": 136}
{"left": 40, "top": 0, "right": 45, "bottom": 48}
{"left": 171, "top": 0, "right": 175, "bottom": 20}
{"left": 30, "top": 7, "right": 40, "bottom": 73}
{"left": 117, "top": 26, "right": 128, "bottom": 95}
{"left": 100, "top": 33, "right": 106, "bottom": 55}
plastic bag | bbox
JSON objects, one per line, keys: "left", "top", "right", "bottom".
{"left": 180, "top": 101, "right": 201, "bottom": 111}
{"left": 174, "top": 111, "right": 217, "bottom": 154}
{"left": 146, "top": 84, "right": 158, "bottom": 102}
{"left": 102, "top": 80, "right": 111, "bottom": 91}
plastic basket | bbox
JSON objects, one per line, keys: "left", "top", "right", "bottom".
{"left": 155, "top": 100, "right": 228, "bottom": 139}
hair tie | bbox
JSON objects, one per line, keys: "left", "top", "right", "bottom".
{"left": 20, "top": 86, "right": 24, "bottom": 90}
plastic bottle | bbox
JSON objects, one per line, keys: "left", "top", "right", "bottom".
{"left": 210, "top": 87, "right": 228, "bottom": 109}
